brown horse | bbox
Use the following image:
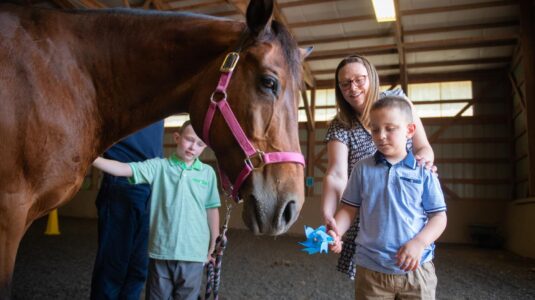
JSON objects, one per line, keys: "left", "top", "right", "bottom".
{"left": 0, "top": 0, "right": 309, "bottom": 297}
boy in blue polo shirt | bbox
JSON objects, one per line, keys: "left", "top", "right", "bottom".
{"left": 328, "top": 96, "right": 447, "bottom": 299}
{"left": 93, "top": 120, "right": 220, "bottom": 300}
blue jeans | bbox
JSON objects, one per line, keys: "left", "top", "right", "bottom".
{"left": 91, "top": 176, "right": 151, "bottom": 300}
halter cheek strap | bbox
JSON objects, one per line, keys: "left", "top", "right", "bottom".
{"left": 202, "top": 52, "right": 305, "bottom": 201}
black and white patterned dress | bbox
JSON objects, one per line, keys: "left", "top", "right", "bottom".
{"left": 324, "top": 118, "right": 375, "bottom": 279}
{"left": 324, "top": 89, "right": 412, "bottom": 279}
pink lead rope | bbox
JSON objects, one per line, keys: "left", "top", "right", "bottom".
{"left": 202, "top": 51, "right": 306, "bottom": 201}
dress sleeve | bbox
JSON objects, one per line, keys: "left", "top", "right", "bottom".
{"left": 324, "top": 119, "right": 349, "bottom": 147}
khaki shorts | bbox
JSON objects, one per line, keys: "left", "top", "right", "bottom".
{"left": 355, "top": 261, "right": 437, "bottom": 300}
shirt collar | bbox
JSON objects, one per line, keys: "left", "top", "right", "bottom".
{"left": 374, "top": 151, "right": 417, "bottom": 169}
{"left": 170, "top": 153, "right": 202, "bottom": 170}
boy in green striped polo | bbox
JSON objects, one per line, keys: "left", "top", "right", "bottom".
{"left": 93, "top": 120, "right": 220, "bottom": 300}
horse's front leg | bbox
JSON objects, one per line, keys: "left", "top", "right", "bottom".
{"left": 0, "top": 192, "right": 32, "bottom": 300}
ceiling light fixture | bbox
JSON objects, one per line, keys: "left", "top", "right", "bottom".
{"left": 371, "top": 0, "right": 397, "bottom": 22}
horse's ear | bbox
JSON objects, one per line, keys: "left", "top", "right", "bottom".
{"left": 299, "top": 46, "right": 313, "bottom": 61}
{"left": 246, "top": 0, "right": 274, "bottom": 36}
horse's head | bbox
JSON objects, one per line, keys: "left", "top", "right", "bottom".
{"left": 190, "top": 0, "right": 311, "bottom": 235}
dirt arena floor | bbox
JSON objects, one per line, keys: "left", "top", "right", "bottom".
{"left": 12, "top": 217, "right": 535, "bottom": 299}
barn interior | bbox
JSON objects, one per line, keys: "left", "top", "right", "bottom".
{"left": 6, "top": 0, "right": 535, "bottom": 299}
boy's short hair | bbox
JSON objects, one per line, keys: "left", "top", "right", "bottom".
{"left": 370, "top": 96, "right": 414, "bottom": 122}
{"left": 179, "top": 120, "right": 192, "bottom": 134}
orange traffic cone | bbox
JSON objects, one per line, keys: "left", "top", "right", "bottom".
{"left": 44, "top": 209, "right": 60, "bottom": 235}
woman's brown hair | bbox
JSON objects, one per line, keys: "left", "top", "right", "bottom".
{"left": 333, "top": 54, "right": 380, "bottom": 129}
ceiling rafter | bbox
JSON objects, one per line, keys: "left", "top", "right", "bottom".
{"left": 298, "top": 19, "right": 518, "bottom": 47}
{"left": 393, "top": 0, "right": 407, "bottom": 93}
{"left": 312, "top": 56, "right": 511, "bottom": 75}
{"left": 287, "top": 0, "right": 518, "bottom": 29}
{"left": 315, "top": 68, "right": 505, "bottom": 88}
{"left": 307, "top": 34, "right": 517, "bottom": 61}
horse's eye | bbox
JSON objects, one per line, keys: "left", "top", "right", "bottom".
{"left": 260, "top": 75, "right": 279, "bottom": 96}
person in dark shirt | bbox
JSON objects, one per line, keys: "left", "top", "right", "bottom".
{"left": 90, "top": 121, "right": 164, "bottom": 300}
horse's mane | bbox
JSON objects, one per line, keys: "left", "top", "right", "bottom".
{"left": 270, "top": 20, "right": 302, "bottom": 85}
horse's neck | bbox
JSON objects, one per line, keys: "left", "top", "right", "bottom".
{"left": 67, "top": 10, "right": 244, "bottom": 146}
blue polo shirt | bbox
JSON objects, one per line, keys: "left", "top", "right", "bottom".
{"left": 341, "top": 151, "right": 446, "bottom": 274}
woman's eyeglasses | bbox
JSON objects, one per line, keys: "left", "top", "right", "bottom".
{"left": 339, "top": 75, "right": 367, "bottom": 90}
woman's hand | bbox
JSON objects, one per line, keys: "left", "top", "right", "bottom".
{"left": 414, "top": 154, "right": 438, "bottom": 173}
{"left": 327, "top": 221, "right": 343, "bottom": 253}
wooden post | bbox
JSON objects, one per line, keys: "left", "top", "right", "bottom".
{"left": 519, "top": 0, "right": 535, "bottom": 196}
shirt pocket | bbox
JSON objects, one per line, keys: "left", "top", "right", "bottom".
{"left": 398, "top": 175, "right": 423, "bottom": 199}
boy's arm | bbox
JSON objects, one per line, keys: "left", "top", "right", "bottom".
{"left": 206, "top": 207, "right": 220, "bottom": 258}
{"left": 329, "top": 204, "right": 359, "bottom": 253}
{"left": 397, "top": 211, "right": 447, "bottom": 271}
{"left": 413, "top": 211, "right": 447, "bottom": 247}
{"left": 92, "top": 157, "right": 133, "bottom": 178}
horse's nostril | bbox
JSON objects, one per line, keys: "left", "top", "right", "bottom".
{"left": 282, "top": 200, "right": 296, "bottom": 225}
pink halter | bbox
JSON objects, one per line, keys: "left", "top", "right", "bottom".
{"left": 202, "top": 52, "right": 305, "bottom": 202}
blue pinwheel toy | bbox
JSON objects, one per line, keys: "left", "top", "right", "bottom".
{"left": 299, "top": 225, "right": 334, "bottom": 254}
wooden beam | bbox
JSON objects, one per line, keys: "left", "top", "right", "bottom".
{"left": 307, "top": 44, "right": 397, "bottom": 61}
{"left": 316, "top": 69, "right": 505, "bottom": 88}
{"left": 401, "top": 0, "right": 518, "bottom": 16}
{"left": 509, "top": 72, "right": 527, "bottom": 110}
{"left": 307, "top": 35, "right": 516, "bottom": 62}
{"left": 441, "top": 184, "right": 461, "bottom": 201}
{"left": 404, "top": 19, "right": 518, "bottom": 36}
{"left": 403, "top": 34, "right": 518, "bottom": 53}
{"left": 289, "top": 0, "right": 518, "bottom": 29}
{"left": 519, "top": 0, "right": 535, "bottom": 196}
{"left": 312, "top": 56, "right": 511, "bottom": 76}
{"left": 393, "top": 0, "right": 407, "bottom": 93}
{"left": 299, "top": 20, "right": 518, "bottom": 47}
{"left": 433, "top": 137, "right": 510, "bottom": 144}
{"left": 299, "top": 32, "right": 391, "bottom": 47}
{"left": 301, "top": 90, "right": 315, "bottom": 131}
{"left": 305, "top": 88, "right": 317, "bottom": 196}
{"left": 300, "top": 114, "right": 508, "bottom": 129}
{"left": 436, "top": 157, "right": 510, "bottom": 164}
{"left": 428, "top": 102, "right": 474, "bottom": 142}
{"left": 440, "top": 178, "right": 510, "bottom": 185}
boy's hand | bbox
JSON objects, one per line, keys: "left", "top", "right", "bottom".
{"left": 396, "top": 238, "right": 426, "bottom": 271}
{"left": 327, "top": 221, "right": 343, "bottom": 253}
{"left": 206, "top": 254, "right": 215, "bottom": 265}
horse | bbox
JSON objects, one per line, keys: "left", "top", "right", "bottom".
{"left": 0, "top": 0, "right": 310, "bottom": 297}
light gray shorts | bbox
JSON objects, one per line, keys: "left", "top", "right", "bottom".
{"left": 146, "top": 258, "right": 204, "bottom": 300}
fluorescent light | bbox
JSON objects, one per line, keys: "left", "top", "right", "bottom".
{"left": 372, "top": 0, "right": 396, "bottom": 22}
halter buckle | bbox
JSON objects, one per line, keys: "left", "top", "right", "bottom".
{"left": 220, "top": 52, "right": 240, "bottom": 73}
{"left": 245, "top": 150, "right": 266, "bottom": 170}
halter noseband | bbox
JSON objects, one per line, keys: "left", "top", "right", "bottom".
{"left": 202, "top": 51, "right": 305, "bottom": 202}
